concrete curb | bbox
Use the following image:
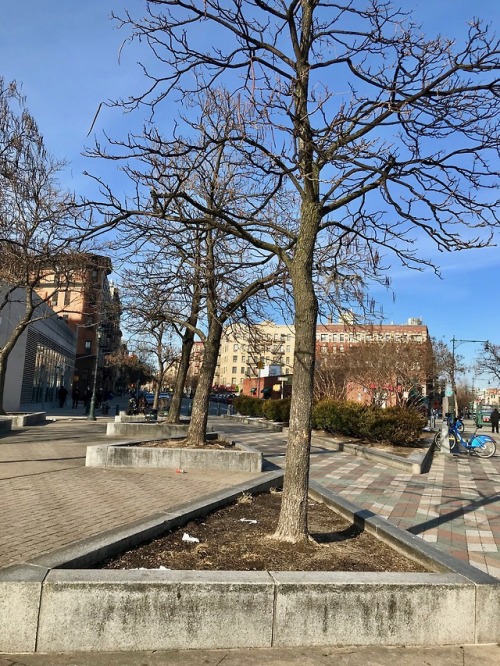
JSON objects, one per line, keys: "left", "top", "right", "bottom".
{"left": 0, "top": 418, "right": 12, "bottom": 435}
{"left": 312, "top": 433, "right": 434, "bottom": 474}
{"left": 9, "top": 412, "right": 47, "bottom": 428}
{"left": 225, "top": 416, "right": 433, "bottom": 474}
{"left": 1, "top": 472, "right": 499, "bottom": 653}
{"left": 86, "top": 436, "right": 263, "bottom": 473}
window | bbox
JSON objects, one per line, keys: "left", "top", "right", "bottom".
{"left": 84, "top": 340, "right": 92, "bottom": 354}
{"left": 286, "top": 357, "right": 290, "bottom": 364}
{"left": 50, "top": 292, "right": 58, "bottom": 307}
{"left": 320, "top": 334, "right": 328, "bottom": 342}
{"left": 241, "top": 367, "right": 245, "bottom": 374}
{"left": 64, "top": 290, "right": 71, "bottom": 306}
{"left": 232, "top": 366, "right": 237, "bottom": 374}
{"left": 241, "top": 356, "right": 245, "bottom": 363}
{"left": 321, "top": 345, "right": 327, "bottom": 354}
{"left": 286, "top": 345, "right": 290, "bottom": 352}
{"left": 233, "top": 355, "right": 238, "bottom": 363}
{"left": 339, "top": 334, "right": 344, "bottom": 342}
{"left": 233, "top": 343, "right": 239, "bottom": 351}
{"left": 232, "top": 377, "right": 237, "bottom": 385}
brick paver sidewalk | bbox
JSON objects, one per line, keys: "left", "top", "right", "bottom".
{"left": 215, "top": 418, "right": 500, "bottom": 579}
{"left": 0, "top": 418, "right": 258, "bottom": 570}
{"left": 2, "top": 415, "right": 500, "bottom": 579}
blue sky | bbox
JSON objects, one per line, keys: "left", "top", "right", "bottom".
{"left": 1, "top": 1, "right": 499, "bottom": 382}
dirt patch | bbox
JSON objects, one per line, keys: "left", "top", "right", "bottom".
{"left": 101, "top": 491, "right": 427, "bottom": 572}
{"left": 133, "top": 438, "right": 233, "bottom": 450}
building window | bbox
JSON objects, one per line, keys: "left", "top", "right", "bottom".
{"left": 241, "top": 367, "right": 245, "bottom": 374}
{"left": 286, "top": 357, "right": 290, "bottom": 364}
{"left": 232, "top": 377, "right": 237, "bottom": 385}
{"left": 320, "top": 334, "right": 328, "bottom": 342}
{"left": 63, "top": 290, "right": 71, "bottom": 306}
{"left": 233, "top": 343, "right": 239, "bottom": 351}
{"left": 84, "top": 340, "right": 92, "bottom": 354}
{"left": 232, "top": 366, "right": 237, "bottom": 374}
{"left": 233, "top": 355, "right": 238, "bottom": 363}
{"left": 50, "top": 292, "right": 58, "bottom": 307}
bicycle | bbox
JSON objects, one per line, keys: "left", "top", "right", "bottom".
{"left": 433, "top": 418, "right": 496, "bottom": 458}
{"left": 444, "top": 414, "right": 464, "bottom": 433}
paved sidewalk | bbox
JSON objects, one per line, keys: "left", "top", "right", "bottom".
{"left": 0, "top": 417, "right": 258, "bottom": 570}
{"left": 1, "top": 415, "right": 500, "bottom": 665}
{"left": 214, "top": 418, "right": 500, "bottom": 579}
{"left": 2, "top": 644, "right": 499, "bottom": 665}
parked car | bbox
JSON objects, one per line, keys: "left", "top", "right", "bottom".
{"left": 145, "top": 392, "right": 173, "bottom": 406}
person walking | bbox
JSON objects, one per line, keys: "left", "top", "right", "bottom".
{"left": 58, "top": 385, "right": 68, "bottom": 408}
{"left": 71, "top": 386, "right": 80, "bottom": 409}
{"left": 490, "top": 407, "right": 500, "bottom": 434}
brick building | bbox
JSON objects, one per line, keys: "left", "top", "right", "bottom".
{"left": 36, "top": 254, "right": 122, "bottom": 395}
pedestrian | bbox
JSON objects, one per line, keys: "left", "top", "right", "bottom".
{"left": 490, "top": 408, "right": 500, "bottom": 434}
{"left": 58, "top": 385, "right": 68, "bottom": 408}
{"left": 84, "top": 387, "right": 92, "bottom": 414}
{"left": 71, "top": 386, "right": 80, "bottom": 409}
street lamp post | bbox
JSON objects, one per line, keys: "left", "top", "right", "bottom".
{"left": 87, "top": 328, "right": 102, "bottom": 421}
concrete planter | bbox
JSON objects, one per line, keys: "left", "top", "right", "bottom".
{"left": 1, "top": 475, "right": 499, "bottom": 653}
{"left": 8, "top": 412, "right": 47, "bottom": 428}
{"left": 86, "top": 437, "right": 263, "bottom": 473}
{"left": 0, "top": 418, "right": 13, "bottom": 435}
{"left": 106, "top": 421, "right": 189, "bottom": 438}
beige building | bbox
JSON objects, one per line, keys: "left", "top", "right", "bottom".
{"left": 214, "top": 321, "right": 295, "bottom": 390}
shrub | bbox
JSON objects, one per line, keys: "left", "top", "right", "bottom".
{"left": 232, "top": 395, "right": 264, "bottom": 417}
{"left": 311, "top": 399, "right": 367, "bottom": 436}
{"left": 311, "top": 399, "right": 425, "bottom": 447}
{"left": 261, "top": 398, "right": 291, "bottom": 423}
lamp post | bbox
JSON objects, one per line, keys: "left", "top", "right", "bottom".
{"left": 87, "top": 327, "right": 102, "bottom": 421}
{"left": 450, "top": 337, "right": 488, "bottom": 417}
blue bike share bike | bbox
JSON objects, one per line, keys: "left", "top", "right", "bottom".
{"left": 434, "top": 413, "right": 496, "bottom": 458}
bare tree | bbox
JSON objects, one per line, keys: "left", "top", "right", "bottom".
{"left": 119, "top": 275, "right": 180, "bottom": 408}
{"left": 342, "top": 340, "right": 433, "bottom": 407}
{"left": 475, "top": 343, "right": 500, "bottom": 383}
{"left": 0, "top": 79, "right": 81, "bottom": 414}
{"left": 95, "top": 1, "right": 499, "bottom": 541}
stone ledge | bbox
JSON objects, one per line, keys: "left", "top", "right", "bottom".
{"left": 1, "top": 474, "right": 498, "bottom": 653}
{"left": 0, "top": 418, "right": 12, "bottom": 435}
{"left": 86, "top": 436, "right": 262, "bottom": 473}
{"left": 311, "top": 433, "right": 433, "bottom": 475}
{"left": 106, "top": 421, "right": 189, "bottom": 438}
{"left": 9, "top": 412, "right": 47, "bottom": 428}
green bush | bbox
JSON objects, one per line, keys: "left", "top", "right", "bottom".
{"left": 232, "top": 395, "right": 264, "bottom": 417}
{"left": 261, "top": 398, "right": 291, "bottom": 423}
{"left": 311, "top": 399, "right": 425, "bottom": 447}
{"left": 311, "top": 399, "right": 367, "bottom": 436}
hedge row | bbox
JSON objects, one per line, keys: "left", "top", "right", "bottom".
{"left": 233, "top": 396, "right": 425, "bottom": 446}
{"left": 312, "top": 399, "right": 426, "bottom": 447}
{"left": 232, "top": 396, "right": 291, "bottom": 422}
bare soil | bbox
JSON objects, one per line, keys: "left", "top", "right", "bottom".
{"left": 101, "top": 491, "right": 427, "bottom": 572}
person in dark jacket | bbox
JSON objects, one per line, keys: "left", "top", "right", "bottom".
{"left": 490, "top": 408, "right": 500, "bottom": 434}
{"left": 58, "top": 385, "right": 68, "bottom": 408}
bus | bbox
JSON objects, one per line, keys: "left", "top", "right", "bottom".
{"left": 479, "top": 404, "right": 494, "bottom": 424}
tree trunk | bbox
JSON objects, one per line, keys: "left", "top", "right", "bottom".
{"left": 273, "top": 203, "right": 319, "bottom": 543}
{"left": 167, "top": 332, "right": 195, "bottom": 423}
{"left": 0, "top": 356, "right": 9, "bottom": 416}
{"left": 185, "top": 316, "right": 223, "bottom": 446}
